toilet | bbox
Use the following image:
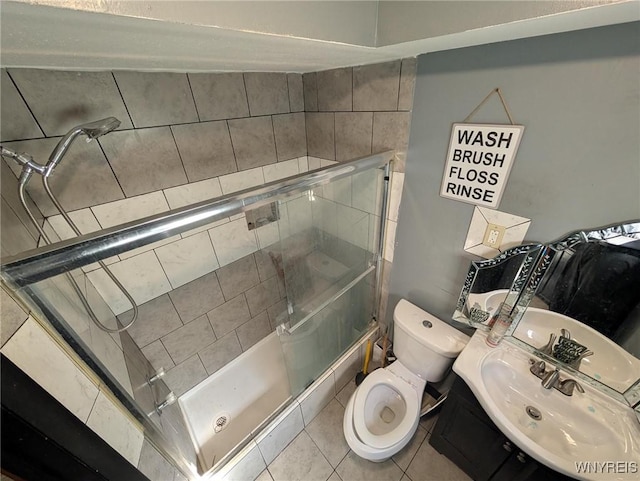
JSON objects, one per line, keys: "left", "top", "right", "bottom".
{"left": 343, "top": 299, "right": 469, "bottom": 462}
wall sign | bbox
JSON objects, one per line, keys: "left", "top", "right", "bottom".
{"left": 440, "top": 123, "right": 524, "bottom": 208}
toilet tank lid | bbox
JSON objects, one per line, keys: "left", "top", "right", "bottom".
{"left": 393, "top": 299, "right": 470, "bottom": 357}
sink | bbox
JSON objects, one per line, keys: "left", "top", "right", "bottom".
{"left": 454, "top": 332, "right": 640, "bottom": 480}
{"left": 482, "top": 347, "right": 624, "bottom": 460}
{"left": 466, "top": 289, "right": 640, "bottom": 391}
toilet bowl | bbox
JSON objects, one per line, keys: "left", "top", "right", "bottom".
{"left": 343, "top": 361, "right": 425, "bottom": 461}
{"left": 343, "top": 299, "right": 469, "bottom": 462}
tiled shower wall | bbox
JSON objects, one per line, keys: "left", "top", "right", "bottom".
{"left": 0, "top": 67, "right": 308, "bottom": 404}
{"left": 0, "top": 59, "right": 414, "bottom": 398}
{"left": 303, "top": 58, "right": 416, "bottom": 327}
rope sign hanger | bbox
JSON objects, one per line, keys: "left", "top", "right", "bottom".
{"left": 463, "top": 88, "right": 516, "bottom": 125}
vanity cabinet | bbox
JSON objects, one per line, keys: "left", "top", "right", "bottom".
{"left": 430, "top": 376, "right": 573, "bottom": 481}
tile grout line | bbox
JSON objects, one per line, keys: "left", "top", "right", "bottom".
{"left": 242, "top": 73, "right": 253, "bottom": 117}
{"left": 111, "top": 72, "right": 136, "bottom": 128}
{"left": 5, "top": 69, "right": 47, "bottom": 138}
{"left": 225, "top": 119, "right": 241, "bottom": 174}
{"left": 286, "top": 74, "right": 292, "bottom": 114}
{"left": 185, "top": 73, "right": 201, "bottom": 123}
{"left": 396, "top": 59, "right": 403, "bottom": 111}
{"left": 94, "top": 137, "right": 128, "bottom": 201}
{"left": 168, "top": 125, "right": 191, "bottom": 184}
{"left": 270, "top": 114, "right": 281, "bottom": 162}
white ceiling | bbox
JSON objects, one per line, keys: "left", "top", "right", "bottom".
{"left": 1, "top": 1, "right": 638, "bottom": 73}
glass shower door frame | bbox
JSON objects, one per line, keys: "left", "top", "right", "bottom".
{"left": 0, "top": 151, "right": 394, "bottom": 478}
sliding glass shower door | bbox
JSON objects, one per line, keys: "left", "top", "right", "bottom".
{"left": 276, "top": 165, "right": 387, "bottom": 395}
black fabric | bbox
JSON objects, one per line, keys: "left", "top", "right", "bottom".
{"left": 549, "top": 242, "right": 640, "bottom": 337}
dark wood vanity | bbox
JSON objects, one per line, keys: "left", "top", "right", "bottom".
{"left": 430, "top": 376, "right": 575, "bottom": 481}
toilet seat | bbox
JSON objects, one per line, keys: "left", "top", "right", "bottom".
{"left": 352, "top": 366, "right": 421, "bottom": 450}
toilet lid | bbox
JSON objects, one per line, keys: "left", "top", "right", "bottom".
{"left": 352, "top": 368, "right": 420, "bottom": 450}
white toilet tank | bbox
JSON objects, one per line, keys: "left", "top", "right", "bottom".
{"left": 393, "top": 299, "right": 469, "bottom": 382}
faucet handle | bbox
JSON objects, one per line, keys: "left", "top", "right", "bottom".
{"left": 541, "top": 368, "right": 560, "bottom": 389}
{"left": 558, "top": 378, "right": 585, "bottom": 396}
{"left": 529, "top": 359, "right": 546, "bottom": 376}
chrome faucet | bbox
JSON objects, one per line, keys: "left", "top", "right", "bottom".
{"left": 529, "top": 359, "right": 584, "bottom": 396}
{"left": 558, "top": 378, "right": 585, "bottom": 396}
{"left": 541, "top": 368, "right": 560, "bottom": 390}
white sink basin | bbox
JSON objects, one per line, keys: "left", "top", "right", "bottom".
{"left": 454, "top": 332, "right": 640, "bottom": 480}
{"left": 467, "top": 289, "right": 640, "bottom": 392}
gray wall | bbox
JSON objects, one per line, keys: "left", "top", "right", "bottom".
{"left": 388, "top": 22, "right": 640, "bottom": 324}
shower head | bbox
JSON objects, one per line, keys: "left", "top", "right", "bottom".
{"left": 46, "top": 117, "right": 121, "bottom": 175}
{"left": 79, "top": 117, "right": 121, "bottom": 139}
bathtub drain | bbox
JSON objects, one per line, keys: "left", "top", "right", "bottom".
{"left": 214, "top": 414, "right": 230, "bottom": 433}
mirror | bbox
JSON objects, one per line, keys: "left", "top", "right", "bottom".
{"left": 454, "top": 220, "right": 640, "bottom": 396}
{"left": 514, "top": 221, "right": 640, "bottom": 393}
{"left": 453, "top": 244, "right": 544, "bottom": 328}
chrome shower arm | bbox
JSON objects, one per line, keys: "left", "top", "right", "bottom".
{"left": 1, "top": 146, "right": 47, "bottom": 176}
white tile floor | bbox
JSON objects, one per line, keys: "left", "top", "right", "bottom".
{"left": 254, "top": 381, "right": 471, "bottom": 481}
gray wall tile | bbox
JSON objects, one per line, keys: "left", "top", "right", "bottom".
{"left": 1, "top": 159, "right": 44, "bottom": 241}
{"left": 4, "top": 137, "right": 124, "bottom": 216}
{"left": 287, "top": 73, "right": 304, "bottom": 113}
{"left": 188, "top": 73, "right": 249, "bottom": 121}
{"left": 141, "top": 340, "right": 175, "bottom": 371}
{"left": 113, "top": 71, "right": 198, "bottom": 128}
{"left": 245, "top": 277, "right": 280, "bottom": 317}
{"left": 372, "top": 112, "right": 411, "bottom": 172}
{"left": 1, "top": 197, "right": 37, "bottom": 257}
{"left": 305, "top": 113, "right": 335, "bottom": 160}
{"left": 353, "top": 60, "right": 402, "bottom": 111}
{"left": 273, "top": 113, "right": 306, "bottom": 161}
{"left": 207, "top": 294, "right": 251, "bottom": 338}
{"left": 216, "top": 254, "right": 260, "bottom": 300}
{"left": 99, "top": 127, "right": 187, "bottom": 197}
{"left": 8, "top": 69, "right": 133, "bottom": 136}
{"left": 228, "top": 116, "right": 277, "bottom": 170}
{"left": 302, "top": 72, "right": 318, "bottom": 112}
{"left": 121, "top": 294, "right": 182, "bottom": 348}
{"left": 254, "top": 250, "right": 278, "bottom": 281}
{"left": 317, "top": 68, "right": 352, "bottom": 112}
{"left": 267, "top": 299, "right": 288, "bottom": 330}
{"left": 137, "top": 440, "right": 176, "bottom": 481}
{"left": 161, "top": 315, "right": 216, "bottom": 364}
{"left": 335, "top": 112, "right": 373, "bottom": 161}
{"left": 236, "top": 311, "right": 270, "bottom": 350}
{"left": 198, "top": 331, "right": 242, "bottom": 375}
{"left": 1, "top": 70, "right": 43, "bottom": 141}
{"left": 163, "top": 354, "right": 207, "bottom": 396}
{"left": 1, "top": 288, "right": 29, "bottom": 347}
{"left": 398, "top": 58, "right": 417, "bottom": 111}
{"left": 244, "top": 73, "right": 290, "bottom": 116}
{"left": 171, "top": 121, "right": 237, "bottom": 182}
{"left": 168, "top": 271, "right": 225, "bottom": 323}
